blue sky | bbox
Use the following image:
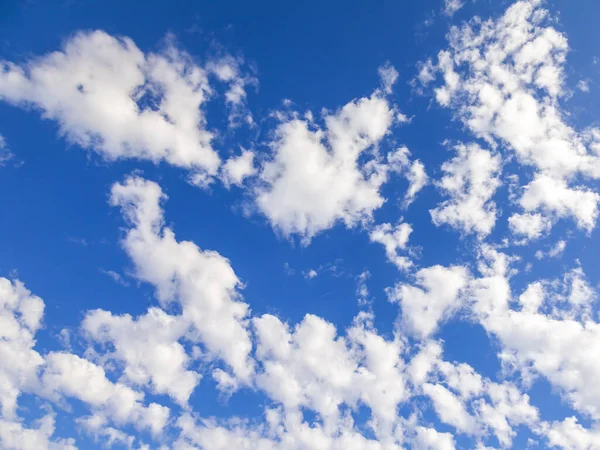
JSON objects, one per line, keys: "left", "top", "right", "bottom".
{"left": 1, "top": 0, "right": 600, "bottom": 449}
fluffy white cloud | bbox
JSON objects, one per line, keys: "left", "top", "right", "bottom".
{"left": 255, "top": 89, "right": 396, "bottom": 242}
{"left": 508, "top": 212, "right": 552, "bottom": 240}
{"left": 388, "top": 146, "right": 428, "bottom": 207}
{"left": 430, "top": 143, "right": 502, "bottom": 237}
{"left": 421, "top": 0, "right": 600, "bottom": 233}
{"left": 0, "top": 414, "right": 77, "bottom": 450}
{"left": 253, "top": 312, "right": 408, "bottom": 434}
{"left": 369, "top": 222, "right": 413, "bottom": 270}
{"left": 413, "top": 426, "right": 456, "bottom": 450}
{"left": 387, "top": 265, "right": 470, "bottom": 339}
{"left": 0, "top": 278, "right": 45, "bottom": 419}
{"left": 40, "top": 352, "right": 170, "bottom": 435}
{"left": 542, "top": 417, "right": 600, "bottom": 450}
{"left": 173, "top": 408, "right": 404, "bottom": 450}
{"left": 82, "top": 307, "right": 200, "bottom": 405}
{"left": 0, "top": 31, "right": 250, "bottom": 182}
{"left": 110, "top": 176, "right": 254, "bottom": 385}
{"left": 519, "top": 175, "right": 599, "bottom": 231}
{"left": 470, "top": 248, "right": 600, "bottom": 422}
{"left": 220, "top": 149, "right": 257, "bottom": 188}
{"left": 423, "top": 383, "right": 477, "bottom": 434}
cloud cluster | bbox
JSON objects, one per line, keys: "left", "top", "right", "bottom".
{"left": 420, "top": 0, "right": 600, "bottom": 239}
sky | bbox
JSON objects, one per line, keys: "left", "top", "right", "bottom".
{"left": 1, "top": 0, "right": 600, "bottom": 448}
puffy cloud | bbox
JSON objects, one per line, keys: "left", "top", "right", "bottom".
{"left": 82, "top": 307, "right": 200, "bottom": 405}
{"left": 423, "top": 383, "right": 477, "bottom": 434}
{"left": 0, "top": 31, "right": 249, "bottom": 181}
{"left": 519, "top": 175, "right": 599, "bottom": 232}
{"left": 470, "top": 249, "right": 600, "bottom": 421}
{"left": 220, "top": 149, "right": 257, "bottom": 188}
{"left": 110, "top": 176, "right": 254, "bottom": 385}
{"left": 173, "top": 408, "right": 403, "bottom": 450}
{"left": 253, "top": 313, "right": 407, "bottom": 428}
{"left": 542, "top": 417, "right": 600, "bottom": 450}
{"left": 369, "top": 222, "right": 413, "bottom": 270}
{"left": 302, "top": 269, "right": 318, "bottom": 280}
{"left": 0, "top": 414, "right": 77, "bottom": 450}
{"left": 207, "top": 56, "right": 256, "bottom": 128}
{"left": 40, "top": 352, "right": 170, "bottom": 435}
{"left": 535, "top": 239, "right": 566, "bottom": 259}
{"left": 420, "top": 0, "right": 600, "bottom": 233}
{"left": 0, "top": 278, "right": 45, "bottom": 419}
{"left": 388, "top": 146, "right": 429, "bottom": 207}
{"left": 387, "top": 265, "right": 470, "bottom": 339}
{"left": 411, "top": 339, "right": 539, "bottom": 447}
{"left": 413, "top": 426, "right": 456, "bottom": 450}
{"left": 430, "top": 143, "right": 502, "bottom": 237}
{"left": 255, "top": 89, "right": 396, "bottom": 243}
{"left": 508, "top": 212, "right": 552, "bottom": 240}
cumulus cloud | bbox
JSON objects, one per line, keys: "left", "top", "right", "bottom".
{"left": 420, "top": 0, "right": 600, "bottom": 234}
{"left": 0, "top": 31, "right": 250, "bottom": 182}
{"left": 0, "top": 278, "right": 45, "bottom": 419}
{"left": 82, "top": 307, "right": 200, "bottom": 405}
{"left": 369, "top": 222, "right": 413, "bottom": 270}
{"left": 508, "top": 212, "right": 552, "bottom": 241}
{"left": 430, "top": 143, "right": 502, "bottom": 237}
{"left": 0, "top": 413, "right": 77, "bottom": 450}
{"left": 110, "top": 176, "right": 254, "bottom": 386}
{"left": 387, "top": 265, "right": 470, "bottom": 339}
{"left": 388, "top": 146, "right": 429, "bottom": 207}
{"left": 255, "top": 87, "right": 398, "bottom": 243}
{"left": 220, "top": 149, "right": 257, "bottom": 188}
{"left": 469, "top": 247, "right": 600, "bottom": 422}
{"left": 40, "top": 352, "right": 170, "bottom": 435}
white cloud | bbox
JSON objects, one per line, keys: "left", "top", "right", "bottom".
{"left": 535, "top": 239, "right": 566, "bottom": 259}
{"left": 443, "top": 0, "right": 464, "bottom": 17}
{"left": 207, "top": 56, "right": 256, "bottom": 128}
{"left": 519, "top": 175, "right": 599, "bottom": 232}
{"left": 253, "top": 312, "right": 408, "bottom": 436}
{"left": 577, "top": 80, "right": 590, "bottom": 93}
{"left": 0, "top": 134, "right": 14, "bottom": 166}
{"left": 543, "top": 417, "right": 600, "bottom": 450}
{"left": 387, "top": 265, "right": 470, "bottom": 339}
{"left": 430, "top": 143, "right": 502, "bottom": 237}
{"left": 413, "top": 426, "right": 456, "bottom": 450}
{"left": 378, "top": 62, "right": 399, "bottom": 94}
{"left": 255, "top": 89, "right": 396, "bottom": 243}
{"left": 508, "top": 212, "right": 552, "bottom": 241}
{"left": 110, "top": 176, "right": 254, "bottom": 386}
{"left": 470, "top": 249, "right": 600, "bottom": 421}
{"left": 0, "top": 278, "right": 45, "bottom": 419}
{"left": 369, "top": 222, "right": 413, "bottom": 270}
{"left": 421, "top": 0, "right": 600, "bottom": 233}
{"left": 388, "top": 146, "right": 429, "bottom": 207}
{"left": 0, "top": 31, "right": 250, "bottom": 181}
{"left": 422, "top": 383, "right": 477, "bottom": 433}
{"left": 302, "top": 269, "right": 318, "bottom": 279}
{"left": 220, "top": 149, "right": 257, "bottom": 188}
{"left": 0, "top": 414, "right": 77, "bottom": 450}
{"left": 82, "top": 307, "right": 200, "bottom": 405}
{"left": 40, "top": 352, "right": 170, "bottom": 435}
